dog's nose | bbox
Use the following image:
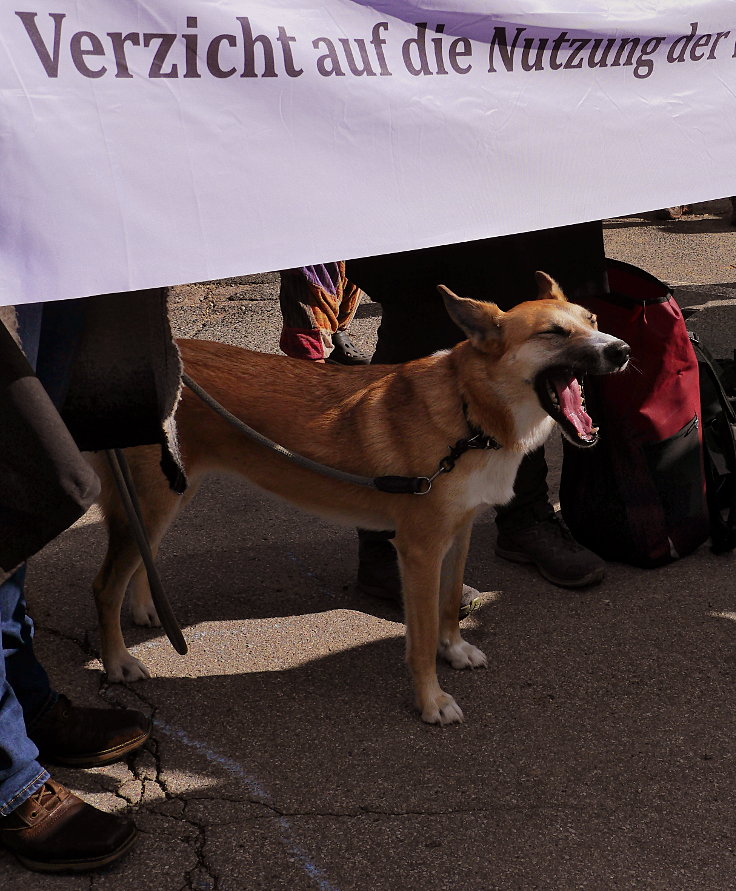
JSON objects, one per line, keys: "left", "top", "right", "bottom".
{"left": 604, "top": 340, "right": 630, "bottom": 368}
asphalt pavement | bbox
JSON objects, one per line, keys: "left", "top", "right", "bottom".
{"left": 2, "top": 200, "right": 736, "bottom": 890}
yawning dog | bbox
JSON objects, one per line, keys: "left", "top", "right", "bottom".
{"left": 90, "top": 273, "right": 629, "bottom": 724}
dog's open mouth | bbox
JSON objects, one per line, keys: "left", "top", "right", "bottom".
{"left": 535, "top": 369, "right": 599, "bottom": 448}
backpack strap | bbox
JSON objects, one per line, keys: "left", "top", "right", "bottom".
{"left": 689, "top": 331, "right": 736, "bottom": 553}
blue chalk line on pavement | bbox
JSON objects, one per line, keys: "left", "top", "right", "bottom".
{"left": 156, "top": 720, "right": 341, "bottom": 891}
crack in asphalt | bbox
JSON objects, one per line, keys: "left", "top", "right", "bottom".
{"left": 33, "top": 607, "right": 343, "bottom": 891}
{"left": 37, "top": 622, "right": 96, "bottom": 660}
{"left": 181, "top": 799, "right": 219, "bottom": 891}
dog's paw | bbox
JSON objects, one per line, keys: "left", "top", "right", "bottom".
{"left": 439, "top": 639, "right": 488, "bottom": 671}
{"left": 419, "top": 691, "right": 464, "bottom": 726}
{"left": 131, "top": 600, "right": 161, "bottom": 628}
{"left": 105, "top": 653, "right": 152, "bottom": 683}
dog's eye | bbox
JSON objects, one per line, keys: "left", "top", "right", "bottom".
{"left": 539, "top": 325, "right": 570, "bottom": 338}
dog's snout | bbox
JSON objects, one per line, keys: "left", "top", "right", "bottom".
{"left": 604, "top": 339, "right": 630, "bottom": 368}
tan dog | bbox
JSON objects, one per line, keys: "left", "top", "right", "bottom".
{"left": 90, "top": 273, "right": 629, "bottom": 724}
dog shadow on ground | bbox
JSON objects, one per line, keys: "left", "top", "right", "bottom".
{"left": 33, "top": 539, "right": 736, "bottom": 888}
{"left": 28, "top": 472, "right": 514, "bottom": 649}
{"left": 22, "top": 463, "right": 736, "bottom": 887}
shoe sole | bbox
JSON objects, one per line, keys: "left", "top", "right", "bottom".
{"left": 495, "top": 546, "right": 605, "bottom": 589}
{"left": 12, "top": 827, "right": 137, "bottom": 873}
{"left": 39, "top": 724, "right": 152, "bottom": 769}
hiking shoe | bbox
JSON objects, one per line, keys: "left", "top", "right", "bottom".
{"left": 357, "top": 532, "right": 402, "bottom": 602}
{"left": 329, "top": 331, "right": 370, "bottom": 365}
{"left": 28, "top": 695, "right": 151, "bottom": 769}
{"left": 495, "top": 513, "right": 605, "bottom": 588}
{"left": 0, "top": 780, "right": 136, "bottom": 873}
{"left": 655, "top": 206, "right": 690, "bottom": 221}
{"left": 357, "top": 533, "right": 481, "bottom": 618}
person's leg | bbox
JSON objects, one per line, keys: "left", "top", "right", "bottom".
{"left": 2, "top": 566, "right": 56, "bottom": 727}
{"left": 494, "top": 449, "right": 605, "bottom": 587}
{"left": 1, "top": 573, "right": 133, "bottom": 872}
{"left": 279, "top": 264, "right": 368, "bottom": 363}
{"left": 488, "top": 224, "right": 606, "bottom": 586}
{"left": 6, "top": 305, "right": 68, "bottom": 727}
{"left": 348, "top": 223, "right": 607, "bottom": 590}
{"left": 348, "top": 257, "right": 480, "bottom": 612}
{"left": 5, "top": 305, "right": 58, "bottom": 727}
{"left": 1, "top": 561, "right": 149, "bottom": 770}
{"left": 0, "top": 571, "right": 50, "bottom": 819}
{"left": 494, "top": 448, "right": 551, "bottom": 533}
{"left": 0, "top": 303, "right": 142, "bottom": 873}
{"left": 9, "top": 302, "right": 151, "bottom": 764}
{"left": 34, "top": 298, "right": 87, "bottom": 407}
{"left": 278, "top": 267, "right": 336, "bottom": 361}
{"left": 0, "top": 571, "right": 134, "bottom": 874}
{"left": 332, "top": 271, "right": 369, "bottom": 365}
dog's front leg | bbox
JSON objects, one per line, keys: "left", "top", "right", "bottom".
{"left": 395, "top": 533, "right": 464, "bottom": 725}
{"left": 438, "top": 520, "right": 487, "bottom": 671}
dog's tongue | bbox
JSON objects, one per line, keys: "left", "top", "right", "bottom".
{"left": 553, "top": 373, "right": 594, "bottom": 438}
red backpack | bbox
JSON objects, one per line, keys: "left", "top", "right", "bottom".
{"left": 559, "top": 259, "right": 709, "bottom": 567}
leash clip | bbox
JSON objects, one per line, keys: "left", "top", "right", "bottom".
{"left": 414, "top": 477, "right": 433, "bottom": 495}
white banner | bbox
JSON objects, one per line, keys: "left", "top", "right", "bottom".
{"left": 2, "top": 2, "right": 736, "bottom": 305}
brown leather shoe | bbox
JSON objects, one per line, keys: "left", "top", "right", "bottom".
{"left": 0, "top": 780, "right": 136, "bottom": 873}
{"left": 27, "top": 695, "right": 151, "bottom": 768}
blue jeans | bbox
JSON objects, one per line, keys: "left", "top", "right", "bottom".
{"left": 0, "top": 302, "right": 85, "bottom": 815}
{"left": 0, "top": 568, "right": 53, "bottom": 815}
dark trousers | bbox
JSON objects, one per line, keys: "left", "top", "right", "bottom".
{"left": 346, "top": 222, "right": 607, "bottom": 532}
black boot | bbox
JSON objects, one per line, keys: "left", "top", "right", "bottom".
{"left": 357, "top": 530, "right": 480, "bottom": 617}
{"left": 495, "top": 511, "right": 605, "bottom": 588}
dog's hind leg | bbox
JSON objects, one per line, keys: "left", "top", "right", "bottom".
{"left": 437, "top": 519, "right": 487, "bottom": 671}
{"left": 93, "top": 450, "right": 193, "bottom": 682}
{"left": 93, "top": 509, "right": 153, "bottom": 683}
{"left": 395, "top": 530, "right": 464, "bottom": 725}
{"left": 128, "top": 564, "right": 161, "bottom": 628}
{"left": 128, "top": 482, "right": 200, "bottom": 628}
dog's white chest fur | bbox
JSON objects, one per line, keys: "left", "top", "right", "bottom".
{"left": 456, "top": 415, "right": 556, "bottom": 510}
{"left": 458, "top": 450, "right": 525, "bottom": 509}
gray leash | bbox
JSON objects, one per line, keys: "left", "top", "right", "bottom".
{"left": 181, "top": 371, "right": 502, "bottom": 496}
{"left": 105, "top": 448, "right": 188, "bottom": 655}
{"left": 104, "top": 371, "right": 502, "bottom": 659}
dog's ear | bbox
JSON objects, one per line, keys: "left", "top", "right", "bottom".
{"left": 535, "top": 271, "right": 567, "bottom": 302}
{"left": 438, "top": 285, "right": 504, "bottom": 352}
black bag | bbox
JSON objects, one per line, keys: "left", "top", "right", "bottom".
{"left": 687, "top": 330, "right": 736, "bottom": 553}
